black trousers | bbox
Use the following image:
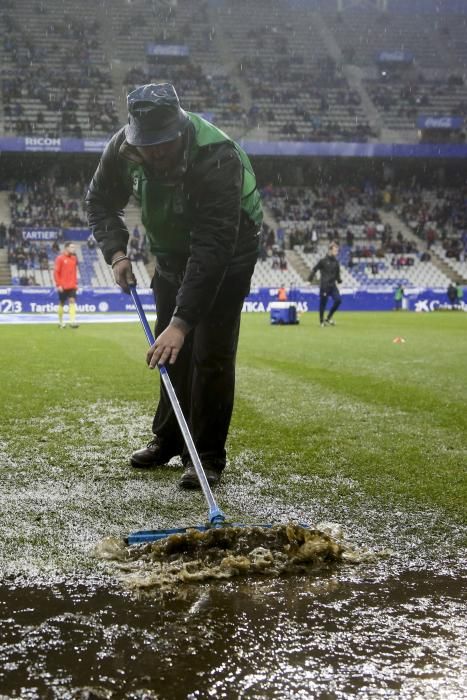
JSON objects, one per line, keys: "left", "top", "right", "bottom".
{"left": 151, "top": 266, "right": 254, "bottom": 471}
{"left": 319, "top": 284, "right": 341, "bottom": 322}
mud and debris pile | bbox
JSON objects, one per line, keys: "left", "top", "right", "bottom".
{"left": 95, "top": 522, "right": 371, "bottom": 592}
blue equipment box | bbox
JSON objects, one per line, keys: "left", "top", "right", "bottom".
{"left": 270, "top": 302, "right": 299, "bottom": 325}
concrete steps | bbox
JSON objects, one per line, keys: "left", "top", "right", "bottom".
{"left": 0, "top": 248, "right": 11, "bottom": 285}
{"left": 0, "top": 193, "right": 11, "bottom": 284}
{"left": 316, "top": 12, "right": 383, "bottom": 138}
{"left": 430, "top": 252, "right": 466, "bottom": 285}
{"left": 0, "top": 192, "right": 12, "bottom": 226}
{"left": 379, "top": 209, "right": 460, "bottom": 283}
{"left": 378, "top": 210, "right": 415, "bottom": 241}
{"left": 286, "top": 249, "right": 310, "bottom": 282}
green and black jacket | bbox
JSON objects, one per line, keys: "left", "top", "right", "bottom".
{"left": 85, "top": 112, "right": 263, "bottom": 328}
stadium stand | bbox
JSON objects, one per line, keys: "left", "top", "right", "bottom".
{"left": 1, "top": 0, "right": 119, "bottom": 138}
{"left": 111, "top": 0, "right": 246, "bottom": 135}
{"left": 364, "top": 75, "right": 467, "bottom": 137}
{"left": 4, "top": 174, "right": 466, "bottom": 290}
{"left": 261, "top": 185, "right": 457, "bottom": 287}
{"left": 212, "top": 0, "right": 376, "bottom": 141}
{"left": 0, "top": 0, "right": 466, "bottom": 294}
{"left": 323, "top": 6, "right": 449, "bottom": 69}
{"left": 4, "top": 177, "right": 152, "bottom": 288}
{"left": 2, "top": 0, "right": 467, "bottom": 144}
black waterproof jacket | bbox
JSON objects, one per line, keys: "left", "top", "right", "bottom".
{"left": 308, "top": 254, "right": 342, "bottom": 291}
{"left": 85, "top": 126, "right": 261, "bottom": 329}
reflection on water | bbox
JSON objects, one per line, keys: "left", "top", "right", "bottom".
{"left": 0, "top": 569, "right": 465, "bottom": 699}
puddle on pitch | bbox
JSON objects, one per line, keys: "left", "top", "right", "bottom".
{"left": 0, "top": 566, "right": 466, "bottom": 699}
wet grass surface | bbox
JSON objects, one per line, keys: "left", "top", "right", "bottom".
{"left": 0, "top": 312, "right": 466, "bottom": 697}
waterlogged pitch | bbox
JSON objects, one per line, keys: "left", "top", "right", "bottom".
{"left": 0, "top": 310, "right": 464, "bottom": 577}
{"left": 0, "top": 311, "right": 466, "bottom": 697}
{"left": 0, "top": 311, "right": 465, "bottom": 574}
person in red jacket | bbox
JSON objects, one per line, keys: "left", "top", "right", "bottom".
{"left": 53, "top": 242, "right": 79, "bottom": 328}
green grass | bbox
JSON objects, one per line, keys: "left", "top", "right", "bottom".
{"left": 0, "top": 311, "right": 466, "bottom": 574}
{"left": 234, "top": 312, "right": 467, "bottom": 517}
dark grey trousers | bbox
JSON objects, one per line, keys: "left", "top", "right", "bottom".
{"left": 151, "top": 266, "right": 254, "bottom": 471}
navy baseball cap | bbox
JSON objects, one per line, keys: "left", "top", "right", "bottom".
{"left": 125, "top": 83, "right": 189, "bottom": 147}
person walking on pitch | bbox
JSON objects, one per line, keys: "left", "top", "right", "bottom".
{"left": 308, "top": 241, "right": 342, "bottom": 326}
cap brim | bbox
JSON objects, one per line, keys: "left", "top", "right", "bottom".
{"left": 125, "top": 109, "right": 189, "bottom": 146}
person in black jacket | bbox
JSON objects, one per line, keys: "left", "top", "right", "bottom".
{"left": 85, "top": 83, "right": 262, "bottom": 489}
{"left": 308, "top": 241, "right": 342, "bottom": 326}
{"left": 447, "top": 283, "right": 457, "bottom": 309}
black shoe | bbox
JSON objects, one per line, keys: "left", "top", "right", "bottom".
{"left": 178, "top": 463, "right": 222, "bottom": 490}
{"left": 130, "top": 436, "right": 179, "bottom": 469}
{"left": 324, "top": 318, "right": 335, "bottom": 326}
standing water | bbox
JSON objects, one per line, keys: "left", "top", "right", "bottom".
{"left": 0, "top": 559, "right": 465, "bottom": 698}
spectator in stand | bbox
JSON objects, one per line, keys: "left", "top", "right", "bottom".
{"left": 276, "top": 226, "right": 285, "bottom": 248}
{"left": 426, "top": 227, "right": 436, "bottom": 249}
{"left": 15, "top": 246, "right": 27, "bottom": 271}
{"left": 271, "top": 251, "right": 280, "bottom": 269}
{"left": 132, "top": 224, "right": 141, "bottom": 246}
{"left": 461, "top": 229, "right": 467, "bottom": 255}
{"left": 38, "top": 245, "right": 49, "bottom": 269}
{"left": 308, "top": 241, "right": 342, "bottom": 327}
{"left": 447, "top": 283, "right": 457, "bottom": 310}
{"left": 54, "top": 241, "right": 79, "bottom": 328}
{"left": 310, "top": 228, "right": 318, "bottom": 252}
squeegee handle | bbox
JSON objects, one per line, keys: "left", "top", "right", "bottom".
{"left": 129, "top": 286, "right": 225, "bottom": 526}
{"left": 130, "top": 285, "right": 156, "bottom": 345}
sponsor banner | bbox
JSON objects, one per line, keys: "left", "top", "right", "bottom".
{"left": 0, "top": 136, "right": 110, "bottom": 153}
{"left": 22, "top": 228, "right": 60, "bottom": 241}
{"left": 3, "top": 136, "right": 467, "bottom": 159}
{"left": 83, "top": 138, "right": 110, "bottom": 152}
{"left": 24, "top": 136, "right": 62, "bottom": 152}
{"left": 146, "top": 43, "right": 190, "bottom": 57}
{"left": 0, "top": 287, "right": 464, "bottom": 315}
{"left": 417, "top": 115, "right": 463, "bottom": 130}
{"left": 0, "top": 287, "right": 156, "bottom": 315}
{"left": 237, "top": 141, "right": 467, "bottom": 159}
{"left": 376, "top": 50, "right": 414, "bottom": 63}
{"left": 63, "top": 228, "right": 91, "bottom": 241}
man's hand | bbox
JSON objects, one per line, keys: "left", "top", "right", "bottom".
{"left": 146, "top": 324, "right": 186, "bottom": 368}
{"left": 111, "top": 253, "right": 136, "bottom": 293}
